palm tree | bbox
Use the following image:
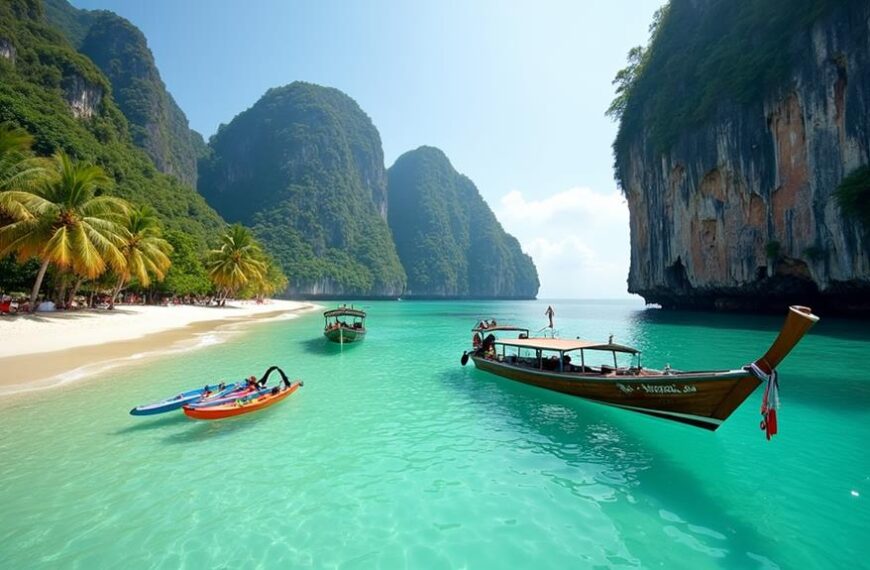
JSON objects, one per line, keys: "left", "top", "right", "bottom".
{"left": 0, "top": 152, "right": 129, "bottom": 309}
{"left": 205, "top": 224, "right": 266, "bottom": 305}
{"left": 110, "top": 204, "right": 173, "bottom": 308}
{"left": 0, "top": 124, "right": 49, "bottom": 220}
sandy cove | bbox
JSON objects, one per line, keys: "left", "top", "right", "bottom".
{"left": 0, "top": 300, "right": 320, "bottom": 396}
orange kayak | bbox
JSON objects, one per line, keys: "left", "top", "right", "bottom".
{"left": 183, "top": 382, "right": 302, "bottom": 420}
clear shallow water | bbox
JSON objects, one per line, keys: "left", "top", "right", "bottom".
{"left": 1, "top": 299, "right": 868, "bottom": 569}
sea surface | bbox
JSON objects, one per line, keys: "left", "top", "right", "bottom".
{"left": 1, "top": 299, "right": 868, "bottom": 569}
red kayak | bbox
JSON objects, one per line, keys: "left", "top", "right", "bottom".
{"left": 183, "top": 366, "right": 302, "bottom": 420}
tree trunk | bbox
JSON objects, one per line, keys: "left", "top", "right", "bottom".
{"left": 109, "top": 279, "right": 125, "bottom": 310}
{"left": 29, "top": 258, "right": 50, "bottom": 312}
{"left": 67, "top": 277, "right": 84, "bottom": 308}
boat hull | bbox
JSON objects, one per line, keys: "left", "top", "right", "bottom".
{"left": 324, "top": 326, "right": 366, "bottom": 344}
{"left": 470, "top": 356, "right": 760, "bottom": 430}
{"left": 183, "top": 382, "right": 302, "bottom": 420}
{"left": 130, "top": 382, "right": 242, "bottom": 416}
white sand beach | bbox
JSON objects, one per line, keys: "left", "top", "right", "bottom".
{"left": 0, "top": 300, "right": 319, "bottom": 395}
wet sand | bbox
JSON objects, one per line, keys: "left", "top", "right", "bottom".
{"left": 0, "top": 301, "right": 319, "bottom": 396}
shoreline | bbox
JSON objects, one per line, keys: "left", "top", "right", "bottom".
{"left": 0, "top": 301, "right": 321, "bottom": 397}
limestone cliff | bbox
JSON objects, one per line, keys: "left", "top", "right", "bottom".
{"left": 0, "top": 38, "right": 16, "bottom": 62}
{"left": 44, "top": 0, "right": 205, "bottom": 188}
{"left": 199, "top": 82, "right": 406, "bottom": 298}
{"left": 62, "top": 74, "right": 103, "bottom": 119}
{"left": 387, "top": 147, "right": 539, "bottom": 299}
{"left": 616, "top": 0, "right": 870, "bottom": 313}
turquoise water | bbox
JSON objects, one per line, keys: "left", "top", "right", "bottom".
{"left": 1, "top": 299, "right": 868, "bottom": 569}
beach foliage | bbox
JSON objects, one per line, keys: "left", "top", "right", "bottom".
{"left": 110, "top": 204, "right": 172, "bottom": 306}
{"left": 0, "top": 0, "right": 231, "bottom": 301}
{"left": 204, "top": 224, "right": 269, "bottom": 303}
{"left": 0, "top": 123, "right": 49, "bottom": 203}
{"left": 157, "top": 230, "right": 212, "bottom": 297}
{"left": 0, "top": 151, "right": 128, "bottom": 306}
{"left": 0, "top": 0, "right": 224, "bottom": 247}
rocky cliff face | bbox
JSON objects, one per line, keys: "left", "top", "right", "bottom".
{"left": 0, "top": 38, "right": 16, "bottom": 62}
{"left": 619, "top": 1, "right": 870, "bottom": 313}
{"left": 45, "top": 1, "right": 204, "bottom": 188}
{"left": 62, "top": 73, "right": 103, "bottom": 119}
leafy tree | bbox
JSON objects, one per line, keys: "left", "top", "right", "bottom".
{"left": 158, "top": 229, "right": 212, "bottom": 296}
{"left": 0, "top": 123, "right": 48, "bottom": 197}
{"left": 110, "top": 204, "right": 172, "bottom": 307}
{"left": 205, "top": 224, "right": 266, "bottom": 304}
{"left": 606, "top": 46, "right": 646, "bottom": 121}
{"left": 0, "top": 152, "right": 128, "bottom": 308}
{"left": 238, "top": 254, "right": 289, "bottom": 301}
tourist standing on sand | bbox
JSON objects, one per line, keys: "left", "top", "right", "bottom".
{"left": 545, "top": 305, "right": 555, "bottom": 329}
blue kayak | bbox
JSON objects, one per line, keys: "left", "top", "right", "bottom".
{"left": 129, "top": 381, "right": 244, "bottom": 416}
{"left": 184, "top": 385, "right": 269, "bottom": 410}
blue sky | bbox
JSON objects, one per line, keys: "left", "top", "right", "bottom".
{"left": 72, "top": 0, "right": 664, "bottom": 298}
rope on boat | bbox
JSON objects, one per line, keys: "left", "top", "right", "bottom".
{"left": 257, "top": 366, "right": 291, "bottom": 388}
{"left": 748, "top": 362, "right": 780, "bottom": 440}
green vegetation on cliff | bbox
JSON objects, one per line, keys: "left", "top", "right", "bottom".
{"left": 0, "top": 0, "right": 223, "bottom": 246}
{"left": 43, "top": 0, "right": 205, "bottom": 187}
{"left": 610, "top": 0, "right": 852, "bottom": 176}
{"left": 835, "top": 165, "right": 870, "bottom": 237}
{"left": 199, "top": 82, "right": 406, "bottom": 296}
{"left": 387, "top": 147, "right": 539, "bottom": 298}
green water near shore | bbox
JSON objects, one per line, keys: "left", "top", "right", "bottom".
{"left": 1, "top": 300, "right": 868, "bottom": 569}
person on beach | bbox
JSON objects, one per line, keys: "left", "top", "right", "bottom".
{"left": 545, "top": 305, "right": 555, "bottom": 329}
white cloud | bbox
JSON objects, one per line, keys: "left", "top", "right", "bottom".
{"left": 495, "top": 186, "right": 634, "bottom": 299}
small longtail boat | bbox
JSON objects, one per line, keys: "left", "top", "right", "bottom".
{"left": 129, "top": 381, "right": 244, "bottom": 416}
{"left": 461, "top": 306, "right": 819, "bottom": 433}
{"left": 183, "top": 366, "right": 302, "bottom": 420}
{"left": 323, "top": 305, "right": 366, "bottom": 344}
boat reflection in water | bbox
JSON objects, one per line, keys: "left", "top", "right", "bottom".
{"left": 461, "top": 306, "right": 819, "bottom": 431}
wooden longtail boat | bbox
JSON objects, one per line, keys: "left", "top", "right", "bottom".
{"left": 461, "top": 306, "right": 819, "bottom": 431}
{"left": 323, "top": 306, "right": 366, "bottom": 344}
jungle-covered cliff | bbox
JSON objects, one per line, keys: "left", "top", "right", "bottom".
{"left": 43, "top": 0, "right": 206, "bottom": 188}
{"left": 613, "top": 0, "right": 870, "bottom": 313}
{"left": 0, "top": 0, "right": 224, "bottom": 247}
{"left": 387, "top": 147, "right": 539, "bottom": 299}
{"left": 198, "top": 82, "right": 407, "bottom": 298}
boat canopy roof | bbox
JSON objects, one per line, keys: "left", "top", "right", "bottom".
{"left": 472, "top": 324, "right": 529, "bottom": 334}
{"left": 494, "top": 337, "right": 639, "bottom": 354}
{"left": 323, "top": 308, "right": 366, "bottom": 318}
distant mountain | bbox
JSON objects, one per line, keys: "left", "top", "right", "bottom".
{"left": 44, "top": 0, "right": 205, "bottom": 187}
{"left": 387, "top": 146, "right": 539, "bottom": 299}
{"left": 0, "top": 0, "right": 224, "bottom": 246}
{"left": 198, "top": 82, "right": 406, "bottom": 297}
